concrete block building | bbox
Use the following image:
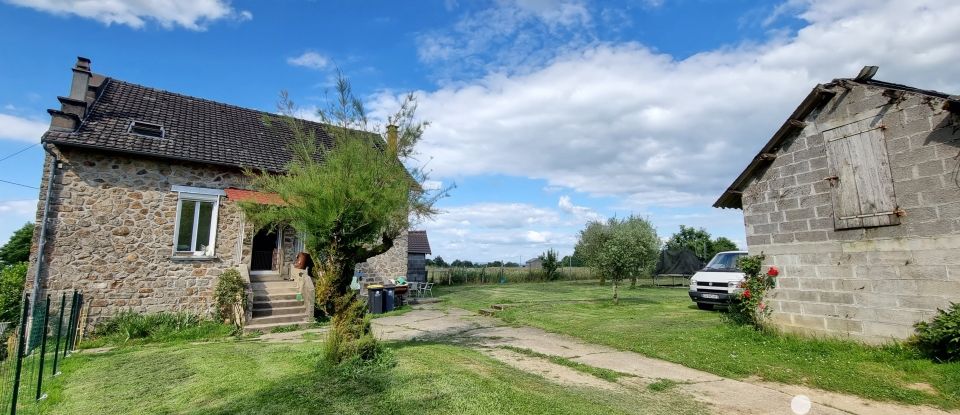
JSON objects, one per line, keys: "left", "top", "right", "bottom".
{"left": 716, "top": 67, "right": 960, "bottom": 343}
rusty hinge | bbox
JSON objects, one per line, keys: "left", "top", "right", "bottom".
{"left": 823, "top": 175, "right": 839, "bottom": 185}
{"left": 894, "top": 207, "right": 907, "bottom": 217}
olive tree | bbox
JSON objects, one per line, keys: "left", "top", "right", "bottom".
{"left": 241, "top": 73, "right": 445, "bottom": 363}
{"left": 577, "top": 216, "right": 660, "bottom": 303}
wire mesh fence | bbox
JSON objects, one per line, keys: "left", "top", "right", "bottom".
{"left": 0, "top": 291, "right": 83, "bottom": 415}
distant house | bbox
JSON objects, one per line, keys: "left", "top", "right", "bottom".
{"left": 525, "top": 258, "right": 542, "bottom": 269}
{"left": 716, "top": 67, "right": 960, "bottom": 343}
{"left": 26, "top": 57, "right": 411, "bottom": 331}
{"left": 405, "top": 230, "right": 432, "bottom": 283}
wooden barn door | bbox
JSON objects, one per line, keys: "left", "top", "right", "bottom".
{"left": 823, "top": 117, "right": 899, "bottom": 229}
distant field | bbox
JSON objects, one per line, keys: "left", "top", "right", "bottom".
{"left": 426, "top": 266, "right": 682, "bottom": 287}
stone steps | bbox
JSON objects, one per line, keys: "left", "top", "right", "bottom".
{"left": 253, "top": 293, "right": 299, "bottom": 302}
{"left": 252, "top": 305, "right": 306, "bottom": 318}
{"left": 244, "top": 277, "right": 312, "bottom": 333}
{"left": 253, "top": 299, "right": 302, "bottom": 309}
{"left": 249, "top": 272, "right": 283, "bottom": 282}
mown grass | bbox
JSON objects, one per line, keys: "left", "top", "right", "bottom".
{"left": 32, "top": 341, "right": 705, "bottom": 415}
{"left": 437, "top": 281, "right": 960, "bottom": 409}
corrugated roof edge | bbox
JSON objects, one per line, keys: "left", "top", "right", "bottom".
{"left": 713, "top": 77, "right": 959, "bottom": 210}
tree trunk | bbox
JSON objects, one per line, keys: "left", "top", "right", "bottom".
{"left": 613, "top": 281, "right": 619, "bottom": 305}
{"left": 630, "top": 275, "right": 637, "bottom": 289}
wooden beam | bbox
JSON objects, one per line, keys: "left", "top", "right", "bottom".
{"left": 758, "top": 153, "right": 777, "bottom": 161}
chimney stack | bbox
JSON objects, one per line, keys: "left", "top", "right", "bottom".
{"left": 386, "top": 124, "right": 399, "bottom": 156}
{"left": 69, "top": 57, "right": 92, "bottom": 101}
{"left": 48, "top": 57, "right": 93, "bottom": 132}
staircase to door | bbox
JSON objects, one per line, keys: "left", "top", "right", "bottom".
{"left": 245, "top": 272, "right": 313, "bottom": 333}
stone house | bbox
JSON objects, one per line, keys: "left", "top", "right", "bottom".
{"left": 26, "top": 57, "right": 410, "bottom": 331}
{"left": 715, "top": 66, "right": 960, "bottom": 343}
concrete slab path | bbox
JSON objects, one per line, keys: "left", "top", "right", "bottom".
{"left": 365, "top": 305, "right": 956, "bottom": 415}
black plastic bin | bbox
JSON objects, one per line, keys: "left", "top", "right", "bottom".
{"left": 384, "top": 285, "right": 396, "bottom": 312}
{"left": 368, "top": 285, "right": 384, "bottom": 314}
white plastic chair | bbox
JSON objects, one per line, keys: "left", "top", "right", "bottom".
{"left": 422, "top": 282, "right": 434, "bottom": 297}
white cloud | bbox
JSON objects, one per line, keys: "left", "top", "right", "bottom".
{"left": 557, "top": 195, "right": 603, "bottom": 222}
{"left": 0, "top": 200, "right": 36, "bottom": 245}
{"left": 3, "top": 0, "right": 251, "bottom": 30}
{"left": 416, "top": 0, "right": 596, "bottom": 76}
{"left": 377, "top": 0, "right": 960, "bottom": 210}
{"left": 422, "top": 202, "right": 579, "bottom": 261}
{"left": 287, "top": 51, "right": 330, "bottom": 70}
{"left": 0, "top": 113, "right": 47, "bottom": 143}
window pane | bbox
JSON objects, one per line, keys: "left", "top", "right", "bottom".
{"left": 176, "top": 200, "right": 196, "bottom": 251}
{"left": 195, "top": 201, "right": 214, "bottom": 253}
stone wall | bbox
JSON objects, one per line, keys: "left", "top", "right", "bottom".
{"left": 741, "top": 82, "right": 960, "bottom": 343}
{"left": 356, "top": 232, "right": 408, "bottom": 281}
{"left": 25, "top": 147, "right": 256, "bottom": 329}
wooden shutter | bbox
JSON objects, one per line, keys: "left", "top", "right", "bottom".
{"left": 823, "top": 117, "right": 899, "bottom": 229}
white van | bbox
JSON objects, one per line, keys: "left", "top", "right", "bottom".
{"left": 687, "top": 251, "right": 748, "bottom": 310}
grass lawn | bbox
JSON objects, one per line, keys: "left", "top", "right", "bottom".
{"left": 436, "top": 280, "right": 960, "bottom": 409}
{"left": 32, "top": 339, "right": 704, "bottom": 414}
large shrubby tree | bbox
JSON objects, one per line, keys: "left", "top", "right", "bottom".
{"left": 576, "top": 216, "right": 660, "bottom": 303}
{"left": 664, "top": 225, "right": 739, "bottom": 263}
{"left": 0, "top": 223, "right": 33, "bottom": 266}
{"left": 241, "top": 73, "right": 445, "bottom": 363}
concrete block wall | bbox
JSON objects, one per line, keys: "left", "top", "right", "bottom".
{"left": 742, "top": 82, "right": 960, "bottom": 343}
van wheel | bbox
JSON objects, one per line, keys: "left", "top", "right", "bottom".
{"left": 696, "top": 303, "right": 713, "bottom": 310}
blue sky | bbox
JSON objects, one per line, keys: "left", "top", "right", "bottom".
{"left": 1, "top": 0, "right": 959, "bottom": 263}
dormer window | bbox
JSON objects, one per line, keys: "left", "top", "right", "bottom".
{"left": 128, "top": 120, "right": 165, "bottom": 138}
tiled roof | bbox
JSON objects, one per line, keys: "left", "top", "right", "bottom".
{"left": 43, "top": 78, "right": 339, "bottom": 172}
{"left": 407, "top": 230, "right": 431, "bottom": 254}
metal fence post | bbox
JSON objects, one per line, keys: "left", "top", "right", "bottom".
{"left": 71, "top": 293, "right": 83, "bottom": 351}
{"left": 10, "top": 294, "right": 30, "bottom": 415}
{"left": 35, "top": 296, "right": 51, "bottom": 401}
{"left": 51, "top": 292, "right": 66, "bottom": 377}
{"left": 63, "top": 291, "right": 77, "bottom": 359}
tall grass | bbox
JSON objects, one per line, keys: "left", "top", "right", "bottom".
{"left": 86, "top": 311, "right": 233, "bottom": 347}
{"left": 428, "top": 266, "right": 597, "bottom": 285}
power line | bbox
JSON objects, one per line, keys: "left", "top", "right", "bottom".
{"left": 0, "top": 179, "right": 38, "bottom": 189}
{"left": 0, "top": 142, "right": 40, "bottom": 164}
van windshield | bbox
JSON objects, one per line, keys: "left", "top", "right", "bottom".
{"left": 702, "top": 252, "right": 745, "bottom": 272}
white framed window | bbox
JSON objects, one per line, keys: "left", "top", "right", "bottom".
{"left": 172, "top": 187, "right": 223, "bottom": 257}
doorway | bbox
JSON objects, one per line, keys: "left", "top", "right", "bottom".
{"left": 251, "top": 228, "right": 280, "bottom": 273}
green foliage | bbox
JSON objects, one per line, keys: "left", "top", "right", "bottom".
{"left": 242, "top": 73, "right": 445, "bottom": 363}
{"left": 91, "top": 311, "right": 231, "bottom": 345}
{"left": 0, "top": 223, "right": 33, "bottom": 266}
{"left": 728, "top": 255, "right": 775, "bottom": 329}
{"left": 577, "top": 216, "right": 660, "bottom": 303}
{"left": 214, "top": 268, "right": 247, "bottom": 329}
{"left": 663, "top": 225, "right": 740, "bottom": 263}
{"left": 324, "top": 296, "right": 381, "bottom": 364}
{"left": 429, "top": 256, "right": 448, "bottom": 267}
{"left": 574, "top": 221, "right": 609, "bottom": 285}
{"left": 0, "top": 262, "right": 27, "bottom": 324}
{"left": 912, "top": 303, "right": 960, "bottom": 363}
{"left": 539, "top": 248, "right": 560, "bottom": 281}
